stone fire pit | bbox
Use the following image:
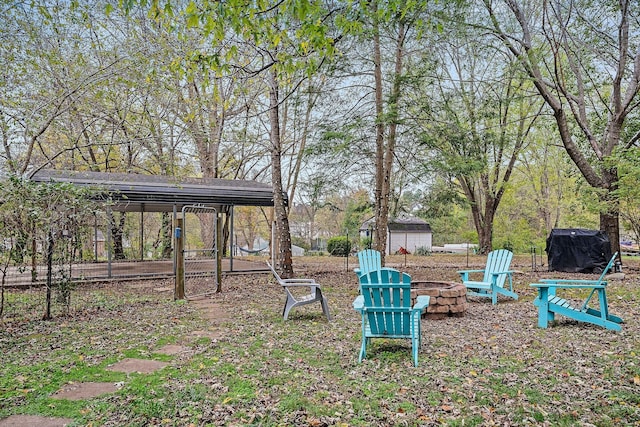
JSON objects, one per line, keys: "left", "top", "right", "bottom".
{"left": 411, "top": 281, "right": 467, "bottom": 319}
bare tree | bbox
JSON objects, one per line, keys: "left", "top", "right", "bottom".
{"left": 483, "top": 0, "right": 640, "bottom": 256}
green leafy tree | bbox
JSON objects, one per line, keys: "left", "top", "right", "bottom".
{"left": 413, "top": 17, "right": 542, "bottom": 253}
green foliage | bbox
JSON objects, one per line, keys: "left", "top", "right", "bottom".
{"left": 414, "top": 246, "right": 432, "bottom": 256}
{"left": 0, "top": 176, "right": 102, "bottom": 319}
{"left": 327, "top": 236, "right": 350, "bottom": 256}
{"left": 341, "top": 190, "right": 372, "bottom": 238}
{"left": 610, "top": 147, "right": 640, "bottom": 244}
{"left": 360, "top": 237, "right": 372, "bottom": 251}
{"left": 291, "top": 236, "right": 310, "bottom": 251}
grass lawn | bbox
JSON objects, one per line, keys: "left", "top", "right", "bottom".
{"left": 1, "top": 254, "right": 639, "bottom": 426}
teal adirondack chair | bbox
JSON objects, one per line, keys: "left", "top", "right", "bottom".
{"left": 354, "top": 249, "right": 382, "bottom": 277}
{"left": 352, "top": 268, "right": 430, "bottom": 367}
{"left": 457, "top": 249, "right": 518, "bottom": 305}
{"left": 531, "top": 252, "right": 622, "bottom": 331}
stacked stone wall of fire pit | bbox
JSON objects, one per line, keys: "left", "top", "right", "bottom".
{"left": 411, "top": 281, "right": 467, "bottom": 319}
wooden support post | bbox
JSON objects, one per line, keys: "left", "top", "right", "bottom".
{"left": 216, "top": 212, "right": 222, "bottom": 292}
{"left": 175, "top": 217, "right": 185, "bottom": 300}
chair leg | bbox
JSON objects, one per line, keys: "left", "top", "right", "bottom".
{"left": 412, "top": 314, "right": 421, "bottom": 367}
{"left": 321, "top": 296, "right": 331, "bottom": 321}
{"left": 359, "top": 337, "right": 369, "bottom": 363}
{"left": 283, "top": 296, "right": 295, "bottom": 320}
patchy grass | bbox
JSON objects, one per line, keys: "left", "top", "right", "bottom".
{"left": 1, "top": 254, "right": 640, "bottom": 426}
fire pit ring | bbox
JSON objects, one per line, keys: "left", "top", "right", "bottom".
{"left": 411, "top": 281, "right": 467, "bottom": 319}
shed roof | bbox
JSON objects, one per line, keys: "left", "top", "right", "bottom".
{"left": 360, "top": 216, "right": 432, "bottom": 233}
{"left": 388, "top": 216, "right": 432, "bottom": 232}
{"left": 30, "top": 169, "right": 279, "bottom": 212}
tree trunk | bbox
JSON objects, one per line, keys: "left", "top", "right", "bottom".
{"left": 110, "top": 212, "right": 126, "bottom": 260}
{"left": 221, "top": 209, "right": 230, "bottom": 257}
{"left": 161, "top": 212, "right": 172, "bottom": 259}
{"left": 268, "top": 69, "right": 294, "bottom": 277}
{"left": 600, "top": 165, "right": 621, "bottom": 257}
{"left": 371, "top": 1, "right": 386, "bottom": 261}
{"left": 0, "top": 274, "right": 6, "bottom": 318}
{"left": 43, "top": 231, "right": 54, "bottom": 320}
{"left": 478, "top": 207, "right": 495, "bottom": 255}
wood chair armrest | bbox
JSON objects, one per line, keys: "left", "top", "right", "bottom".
{"left": 539, "top": 278, "right": 604, "bottom": 285}
{"left": 457, "top": 269, "right": 485, "bottom": 274}
{"left": 412, "top": 295, "right": 430, "bottom": 312}
{"left": 531, "top": 283, "right": 606, "bottom": 289}
{"left": 458, "top": 269, "right": 485, "bottom": 281}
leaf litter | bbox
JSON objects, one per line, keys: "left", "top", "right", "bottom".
{"left": 1, "top": 254, "right": 639, "bottom": 426}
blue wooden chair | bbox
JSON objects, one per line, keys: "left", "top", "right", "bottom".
{"left": 354, "top": 249, "right": 382, "bottom": 278}
{"left": 352, "top": 268, "right": 430, "bottom": 366}
{"left": 267, "top": 262, "right": 331, "bottom": 321}
{"left": 531, "top": 252, "right": 622, "bottom": 331}
{"left": 457, "top": 249, "right": 518, "bottom": 304}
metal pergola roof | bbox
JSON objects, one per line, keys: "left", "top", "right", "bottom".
{"left": 30, "top": 169, "right": 279, "bottom": 212}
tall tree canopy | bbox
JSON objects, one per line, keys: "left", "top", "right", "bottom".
{"left": 483, "top": 0, "right": 640, "bottom": 257}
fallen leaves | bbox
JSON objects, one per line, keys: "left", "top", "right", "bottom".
{"left": 2, "top": 256, "right": 640, "bottom": 425}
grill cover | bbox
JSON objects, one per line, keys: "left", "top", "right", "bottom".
{"left": 546, "top": 229, "right": 612, "bottom": 273}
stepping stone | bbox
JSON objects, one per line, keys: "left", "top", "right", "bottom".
{"left": 107, "top": 358, "right": 168, "bottom": 374}
{"left": 0, "top": 415, "right": 74, "bottom": 427}
{"left": 50, "top": 382, "right": 119, "bottom": 400}
{"left": 191, "top": 300, "right": 231, "bottom": 322}
{"left": 156, "top": 344, "right": 190, "bottom": 356}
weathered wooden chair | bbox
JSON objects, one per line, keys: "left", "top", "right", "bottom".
{"left": 267, "top": 262, "right": 331, "bottom": 321}
{"left": 352, "top": 268, "right": 430, "bottom": 366}
{"left": 354, "top": 249, "right": 382, "bottom": 278}
{"left": 531, "top": 252, "right": 622, "bottom": 331}
{"left": 457, "top": 249, "right": 517, "bottom": 305}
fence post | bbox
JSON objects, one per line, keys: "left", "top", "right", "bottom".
{"left": 216, "top": 212, "right": 222, "bottom": 293}
{"left": 175, "top": 217, "right": 185, "bottom": 300}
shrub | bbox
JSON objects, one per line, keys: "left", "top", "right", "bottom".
{"left": 360, "top": 237, "right": 372, "bottom": 250}
{"left": 327, "top": 236, "right": 351, "bottom": 256}
{"left": 414, "top": 246, "right": 432, "bottom": 256}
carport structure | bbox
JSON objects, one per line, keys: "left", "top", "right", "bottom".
{"left": 29, "top": 169, "right": 278, "bottom": 286}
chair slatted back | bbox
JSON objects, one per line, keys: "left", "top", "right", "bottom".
{"left": 596, "top": 252, "right": 618, "bottom": 284}
{"left": 580, "top": 252, "right": 619, "bottom": 311}
{"left": 360, "top": 268, "right": 412, "bottom": 337}
{"left": 483, "top": 249, "right": 513, "bottom": 289}
{"left": 357, "top": 249, "right": 382, "bottom": 276}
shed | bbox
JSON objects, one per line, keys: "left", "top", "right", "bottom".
{"left": 360, "top": 216, "right": 433, "bottom": 255}
{"left": 546, "top": 228, "right": 612, "bottom": 273}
